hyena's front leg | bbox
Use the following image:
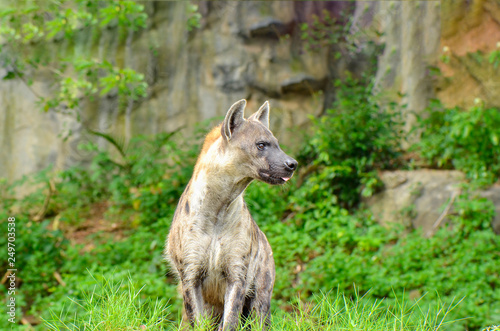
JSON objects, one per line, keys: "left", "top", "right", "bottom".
{"left": 250, "top": 267, "right": 275, "bottom": 329}
{"left": 182, "top": 281, "right": 205, "bottom": 327}
{"left": 220, "top": 280, "right": 246, "bottom": 331}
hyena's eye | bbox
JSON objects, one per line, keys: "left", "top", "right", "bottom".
{"left": 256, "top": 142, "right": 266, "bottom": 151}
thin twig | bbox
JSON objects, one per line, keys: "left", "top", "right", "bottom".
{"left": 426, "top": 190, "right": 460, "bottom": 237}
{"left": 33, "top": 179, "right": 55, "bottom": 222}
{"left": 1, "top": 270, "right": 13, "bottom": 285}
{"left": 53, "top": 271, "right": 66, "bottom": 287}
{"left": 12, "top": 68, "right": 45, "bottom": 99}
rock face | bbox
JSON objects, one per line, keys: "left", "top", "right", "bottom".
{"left": 372, "top": 1, "right": 441, "bottom": 142}
{"left": 365, "top": 170, "right": 500, "bottom": 235}
{"left": 0, "top": 1, "right": 353, "bottom": 181}
{"left": 356, "top": 0, "right": 500, "bottom": 135}
{"left": 348, "top": 1, "right": 441, "bottom": 144}
{"left": 1, "top": 0, "right": 500, "bottom": 186}
{"left": 365, "top": 170, "right": 464, "bottom": 234}
{"left": 437, "top": 0, "right": 500, "bottom": 109}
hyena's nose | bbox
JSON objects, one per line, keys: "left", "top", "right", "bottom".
{"left": 285, "top": 158, "right": 298, "bottom": 171}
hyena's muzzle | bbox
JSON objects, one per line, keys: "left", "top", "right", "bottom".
{"left": 257, "top": 145, "right": 297, "bottom": 185}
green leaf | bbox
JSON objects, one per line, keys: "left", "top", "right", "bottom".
{"left": 2, "top": 71, "right": 16, "bottom": 80}
{"left": 491, "top": 133, "right": 499, "bottom": 146}
{"left": 87, "top": 129, "right": 128, "bottom": 162}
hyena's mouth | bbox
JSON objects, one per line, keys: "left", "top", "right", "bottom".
{"left": 258, "top": 170, "right": 294, "bottom": 185}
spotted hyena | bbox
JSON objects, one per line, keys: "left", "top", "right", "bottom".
{"left": 166, "top": 100, "right": 297, "bottom": 330}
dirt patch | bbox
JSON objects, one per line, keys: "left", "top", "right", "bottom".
{"left": 437, "top": 5, "right": 500, "bottom": 108}
{"left": 442, "top": 12, "right": 500, "bottom": 57}
{"left": 57, "top": 201, "right": 127, "bottom": 252}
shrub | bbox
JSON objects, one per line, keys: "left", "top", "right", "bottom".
{"left": 299, "top": 76, "right": 403, "bottom": 208}
{"left": 0, "top": 128, "right": 199, "bottom": 327}
{"left": 256, "top": 184, "right": 500, "bottom": 330}
{"left": 414, "top": 100, "right": 500, "bottom": 186}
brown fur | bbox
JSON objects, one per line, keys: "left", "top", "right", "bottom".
{"left": 199, "top": 124, "right": 222, "bottom": 157}
{"left": 165, "top": 100, "right": 297, "bottom": 331}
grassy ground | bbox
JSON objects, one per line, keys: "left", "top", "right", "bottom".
{"left": 43, "top": 273, "right": 466, "bottom": 331}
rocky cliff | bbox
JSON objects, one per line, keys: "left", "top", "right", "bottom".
{"left": 1, "top": 0, "right": 499, "bottom": 184}
{"left": 1, "top": 1, "right": 351, "bottom": 180}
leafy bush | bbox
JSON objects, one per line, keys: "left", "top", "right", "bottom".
{"left": 249, "top": 181, "right": 500, "bottom": 330}
{"left": 0, "top": 128, "right": 200, "bottom": 327}
{"left": 0, "top": 0, "right": 149, "bottom": 119}
{"left": 0, "top": 216, "right": 68, "bottom": 328}
{"left": 414, "top": 100, "right": 500, "bottom": 185}
{"left": 248, "top": 91, "right": 499, "bottom": 329}
{"left": 299, "top": 77, "right": 403, "bottom": 208}
{"left": 76, "top": 129, "right": 199, "bottom": 225}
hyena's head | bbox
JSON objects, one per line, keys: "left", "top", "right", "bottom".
{"left": 221, "top": 99, "right": 297, "bottom": 185}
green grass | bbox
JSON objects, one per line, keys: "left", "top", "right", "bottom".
{"left": 43, "top": 274, "right": 465, "bottom": 331}
{"left": 44, "top": 273, "right": 172, "bottom": 331}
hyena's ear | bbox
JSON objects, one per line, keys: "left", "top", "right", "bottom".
{"left": 222, "top": 99, "right": 246, "bottom": 141}
{"left": 248, "top": 101, "right": 270, "bottom": 129}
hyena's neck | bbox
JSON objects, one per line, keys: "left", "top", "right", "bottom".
{"left": 187, "top": 139, "right": 252, "bottom": 222}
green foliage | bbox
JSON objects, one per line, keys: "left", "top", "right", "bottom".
{"left": 451, "top": 190, "right": 497, "bottom": 236}
{"left": 248, "top": 180, "right": 500, "bottom": 330}
{"left": 37, "top": 58, "right": 148, "bottom": 119}
{"left": 0, "top": 217, "right": 68, "bottom": 327}
{"left": 488, "top": 44, "right": 500, "bottom": 69}
{"left": 0, "top": 0, "right": 149, "bottom": 130}
{"left": 0, "top": 128, "right": 201, "bottom": 328}
{"left": 186, "top": 4, "right": 202, "bottom": 32}
{"left": 0, "top": 0, "right": 146, "bottom": 43}
{"left": 299, "top": 77, "right": 403, "bottom": 208}
{"left": 414, "top": 100, "right": 500, "bottom": 185}
{"left": 300, "top": 9, "right": 345, "bottom": 52}
{"left": 50, "top": 126, "right": 199, "bottom": 225}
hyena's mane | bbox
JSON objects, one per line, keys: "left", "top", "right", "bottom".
{"left": 199, "top": 124, "right": 222, "bottom": 158}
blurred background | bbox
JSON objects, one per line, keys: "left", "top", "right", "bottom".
{"left": 0, "top": 1, "right": 499, "bottom": 330}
